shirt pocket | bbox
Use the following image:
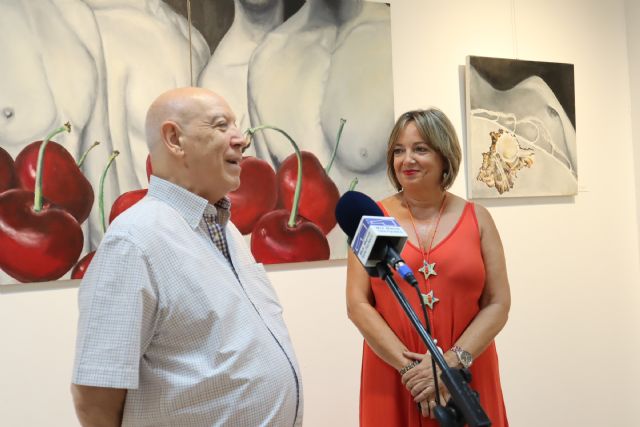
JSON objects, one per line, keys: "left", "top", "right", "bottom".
{"left": 240, "top": 262, "right": 283, "bottom": 320}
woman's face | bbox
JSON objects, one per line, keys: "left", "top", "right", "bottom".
{"left": 392, "top": 122, "right": 445, "bottom": 191}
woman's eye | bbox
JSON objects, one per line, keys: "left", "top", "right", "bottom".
{"left": 392, "top": 148, "right": 404, "bottom": 155}
{"left": 415, "top": 146, "right": 429, "bottom": 153}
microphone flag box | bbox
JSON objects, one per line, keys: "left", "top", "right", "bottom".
{"left": 351, "top": 216, "right": 408, "bottom": 267}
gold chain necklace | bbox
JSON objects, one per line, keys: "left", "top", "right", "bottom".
{"left": 405, "top": 193, "right": 447, "bottom": 310}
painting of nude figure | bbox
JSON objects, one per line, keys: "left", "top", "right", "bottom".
{"left": 465, "top": 55, "right": 577, "bottom": 198}
{"left": 0, "top": 0, "right": 394, "bottom": 284}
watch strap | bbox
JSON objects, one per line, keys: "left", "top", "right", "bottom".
{"left": 451, "top": 345, "right": 473, "bottom": 368}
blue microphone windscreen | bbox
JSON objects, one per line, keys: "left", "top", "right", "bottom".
{"left": 334, "top": 191, "right": 384, "bottom": 239}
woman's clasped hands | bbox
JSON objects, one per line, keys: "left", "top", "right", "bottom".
{"left": 401, "top": 350, "right": 451, "bottom": 418}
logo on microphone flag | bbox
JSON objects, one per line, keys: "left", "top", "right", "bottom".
{"left": 351, "top": 216, "right": 408, "bottom": 267}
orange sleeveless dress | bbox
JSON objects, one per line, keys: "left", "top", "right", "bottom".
{"left": 359, "top": 202, "right": 508, "bottom": 426}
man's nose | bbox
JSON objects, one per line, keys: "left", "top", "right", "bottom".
{"left": 229, "top": 126, "right": 247, "bottom": 148}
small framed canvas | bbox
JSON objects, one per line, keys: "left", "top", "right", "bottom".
{"left": 465, "top": 55, "right": 577, "bottom": 198}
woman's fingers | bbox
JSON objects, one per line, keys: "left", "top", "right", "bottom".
{"left": 440, "top": 387, "right": 451, "bottom": 404}
{"left": 401, "top": 355, "right": 434, "bottom": 385}
{"left": 421, "top": 401, "right": 430, "bottom": 417}
{"left": 429, "top": 399, "right": 438, "bottom": 419}
{"left": 409, "top": 380, "right": 430, "bottom": 397}
{"left": 403, "top": 350, "right": 425, "bottom": 360}
{"left": 404, "top": 368, "right": 434, "bottom": 389}
{"left": 413, "top": 384, "right": 434, "bottom": 401}
{"left": 418, "top": 397, "right": 437, "bottom": 418}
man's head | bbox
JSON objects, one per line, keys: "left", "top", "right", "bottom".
{"left": 145, "top": 87, "right": 247, "bottom": 203}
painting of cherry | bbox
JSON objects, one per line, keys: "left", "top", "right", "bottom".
{"left": 251, "top": 210, "right": 330, "bottom": 263}
{"left": 277, "top": 150, "right": 340, "bottom": 234}
{"left": 109, "top": 189, "right": 148, "bottom": 224}
{"left": 0, "top": 146, "right": 17, "bottom": 193}
{"left": 0, "top": 123, "right": 83, "bottom": 282}
{"left": 247, "top": 125, "right": 330, "bottom": 263}
{"left": 71, "top": 251, "right": 95, "bottom": 280}
{"left": 70, "top": 150, "right": 121, "bottom": 279}
{"left": 14, "top": 129, "right": 94, "bottom": 224}
{"left": 0, "top": 190, "right": 84, "bottom": 282}
{"left": 228, "top": 156, "right": 277, "bottom": 235}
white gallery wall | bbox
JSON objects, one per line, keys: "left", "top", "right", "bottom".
{"left": 627, "top": 0, "right": 640, "bottom": 262}
{"left": 2, "top": 0, "right": 640, "bottom": 426}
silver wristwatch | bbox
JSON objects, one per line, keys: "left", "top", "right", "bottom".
{"left": 451, "top": 345, "right": 473, "bottom": 369}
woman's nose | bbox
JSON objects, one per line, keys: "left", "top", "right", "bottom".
{"left": 403, "top": 151, "right": 417, "bottom": 163}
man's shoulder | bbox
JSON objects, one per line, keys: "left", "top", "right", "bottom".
{"left": 106, "top": 196, "right": 184, "bottom": 245}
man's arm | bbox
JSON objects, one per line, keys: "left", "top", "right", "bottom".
{"left": 71, "top": 384, "right": 127, "bottom": 427}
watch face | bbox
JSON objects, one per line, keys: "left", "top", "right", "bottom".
{"left": 459, "top": 351, "right": 473, "bottom": 368}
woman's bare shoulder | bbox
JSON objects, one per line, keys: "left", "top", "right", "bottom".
{"left": 378, "top": 193, "right": 402, "bottom": 214}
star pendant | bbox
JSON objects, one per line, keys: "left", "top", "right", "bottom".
{"left": 421, "top": 290, "right": 439, "bottom": 310}
{"left": 418, "top": 260, "right": 437, "bottom": 280}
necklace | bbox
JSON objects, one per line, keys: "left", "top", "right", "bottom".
{"left": 405, "top": 192, "right": 447, "bottom": 310}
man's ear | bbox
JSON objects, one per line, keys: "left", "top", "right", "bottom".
{"left": 160, "top": 121, "right": 184, "bottom": 157}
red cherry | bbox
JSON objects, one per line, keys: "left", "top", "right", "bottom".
{"left": 109, "top": 189, "right": 148, "bottom": 224}
{"left": 15, "top": 140, "right": 94, "bottom": 224}
{"left": 250, "top": 210, "right": 330, "bottom": 264}
{"left": 277, "top": 151, "right": 340, "bottom": 234}
{"left": 228, "top": 156, "right": 277, "bottom": 234}
{"left": 0, "top": 189, "right": 83, "bottom": 282}
{"left": 71, "top": 251, "right": 96, "bottom": 280}
{"left": 146, "top": 154, "right": 152, "bottom": 182}
{"left": 0, "top": 146, "right": 17, "bottom": 193}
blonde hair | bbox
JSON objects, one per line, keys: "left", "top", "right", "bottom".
{"left": 386, "top": 108, "right": 461, "bottom": 191}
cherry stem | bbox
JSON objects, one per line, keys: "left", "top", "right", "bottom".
{"left": 348, "top": 176, "right": 359, "bottom": 191}
{"left": 247, "top": 124, "right": 302, "bottom": 228}
{"left": 99, "top": 151, "right": 120, "bottom": 233}
{"left": 76, "top": 141, "right": 100, "bottom": 168}
{"left": 325, "top": 118, "right": 346, "bottom": 174}
{"left": 33, "top": 122, "right": 72, "bottom": 212}
{"left": 243, "top": 129, "right": 253, "bottom": 153}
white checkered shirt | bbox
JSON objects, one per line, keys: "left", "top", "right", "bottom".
{"left": 72, "top": 176, "right": 303, "bottom": 426}
{"left": 203, "top": 198, "right": 232, "bottom": 264}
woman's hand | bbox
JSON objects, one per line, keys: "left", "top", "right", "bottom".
{"left": 401, "top": 351, "right": 434, "bottom": 397}
{"left": 402, "top": 350, "right": 451, "bottom": 418}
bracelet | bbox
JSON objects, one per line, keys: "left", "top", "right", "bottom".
{"left": 399, "top": 359, "right": 420, "bottom": 376}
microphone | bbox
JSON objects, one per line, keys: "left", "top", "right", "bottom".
{"left": 335, "top": 191, "right": 418, "bottom": 287}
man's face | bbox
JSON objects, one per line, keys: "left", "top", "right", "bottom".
{"left": 179, "top": 94, "right": 246, "bottom": 203}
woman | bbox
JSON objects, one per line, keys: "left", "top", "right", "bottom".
{"left": 346, "top": 108, "right": 510, "bottom": 426}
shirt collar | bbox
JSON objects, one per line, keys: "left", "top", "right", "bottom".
{"left": 203, "top": 198, "right": 231, "bottom": 227}
{"left": 147, "top": 176, "right": 231, "bottom": 229}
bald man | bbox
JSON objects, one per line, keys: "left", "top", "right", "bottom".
{"left": 71, "top": 87, "right": 303, "bottom": 427}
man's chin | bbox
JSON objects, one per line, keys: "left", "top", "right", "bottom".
{"left": 229, "top": 178, "right": 241, "bottom": 193}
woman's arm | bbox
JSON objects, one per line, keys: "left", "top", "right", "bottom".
{"left": 447, "top": 203, "right": 511, "bottom": 359}
{"left": 346, "top": 250, "right": 414, "bottom": 371}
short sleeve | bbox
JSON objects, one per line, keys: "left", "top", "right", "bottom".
{"left": 72, "top": 233, "right": 158, "bottom": 389}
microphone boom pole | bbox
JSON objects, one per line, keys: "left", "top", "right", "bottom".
{"left": 375, "top": 262, "right": 491, "bottom": 427}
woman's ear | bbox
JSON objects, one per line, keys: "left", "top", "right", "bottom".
{"left": 160, "top": 121, "right": 184, "bottom": 157}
